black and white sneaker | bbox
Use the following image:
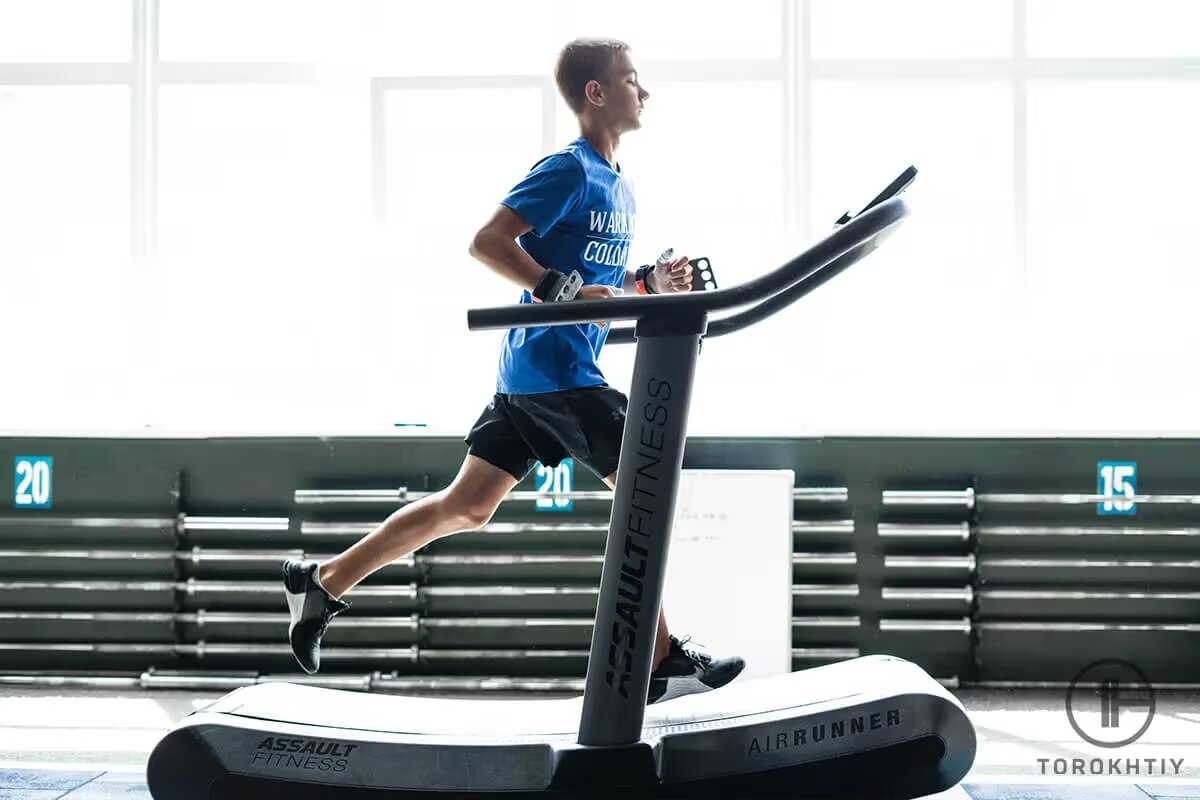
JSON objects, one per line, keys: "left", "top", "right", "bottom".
{"left": 282, "top": 559, "right": 350, "bottom": 674}
{"left": 647, "top": 635, "right": 746, "bottom": 705}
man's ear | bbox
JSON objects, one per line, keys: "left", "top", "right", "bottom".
{"left": 584, "top": 79, "right": 605, "bottom": 108}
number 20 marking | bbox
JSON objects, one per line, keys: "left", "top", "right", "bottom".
{"left": 535, "top": 459, "right": 574, "bottom": 512}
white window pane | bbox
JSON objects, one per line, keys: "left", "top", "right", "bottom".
{"left": 558, "top": 0, "right": 782, "bottom": 61}
{"left": 0, "top": 87, "right": 133, "bottom": 432}
{"left": 153, "top": 85, "right": 373, "bottom": 430}
{"left": 811, "top": 0, "right": 1013, "bottom": 59}
{"left": 1027, "top": 0, "right": 1200, "bottom": 57}
{"left": 365, "top": 1, "right": 780, "bottom": 77}
{"left": 382, "top": 88, "right": 545, "bottom": 430}
{"left": 158, "top": 85, "right": 368, "bottom": 267}
{"left": 160, "top": 0, "right": 352, "bottom": 62}
{"left": 365, "top": 0, "right": 561, "bottom": 75}
{"left": 0, "top": 87, "right": 130, "bottom": 262}
{"left": 1027, "top": 82, "right": 1200, "bottom": 433}
{"left": 615, "top": 82, "right": 786, "bottom": 436}
{"left": 0, "top": 0, "right": 131, "bottom": 62}
{"left": 808, "top": 80, "right": 1016, "bottom": 434}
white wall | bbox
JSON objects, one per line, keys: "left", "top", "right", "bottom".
{"left": 2, "top": 0, "right": 1199, "bottom": 436}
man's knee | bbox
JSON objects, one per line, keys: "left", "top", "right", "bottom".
{"left": 440, "top": 484, "right": 503, "bottom": 530}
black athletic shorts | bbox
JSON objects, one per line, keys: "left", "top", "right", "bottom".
{"left": 464, "top": 385, "right": 628, "bottom": 481}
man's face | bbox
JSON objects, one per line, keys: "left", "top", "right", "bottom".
{"left": 599, "top": 49, "right": 649, "bottom": 132}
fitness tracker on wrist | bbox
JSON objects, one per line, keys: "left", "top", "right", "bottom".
{"left": 635, "top": 263, "right": 657, "bottom": 295}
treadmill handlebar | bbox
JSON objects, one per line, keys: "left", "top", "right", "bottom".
{"left": 604, "top": 228, "right": 895, "bottom": 345}
{"left": 466, "top": 194, "right": 909, "bottom": 332}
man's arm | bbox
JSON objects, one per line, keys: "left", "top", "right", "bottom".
{"left": 469, "top": 205, "right": 546, "bottom": 291}
{"left": 623, "top": 255, "right": 694, "bottom": 295}
{"left": 469, "top": 204, "right": 615, "bottom": 314}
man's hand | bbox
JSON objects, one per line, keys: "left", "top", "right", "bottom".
{"left": 649, "top": 255, "right": 693, "bottom": 293}
{"left": 578, "top": 283, "right": 620, "bottom": 327}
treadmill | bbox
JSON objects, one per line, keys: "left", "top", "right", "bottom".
{"left": 147, "top": 166, "right": 976, "bottom": 799}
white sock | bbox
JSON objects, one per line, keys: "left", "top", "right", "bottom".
{"left": 309, "top": 562, "right": 329, "bottom": 594}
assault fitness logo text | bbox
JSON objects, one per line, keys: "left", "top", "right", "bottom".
{"left": 1037, "top": 659, "right": 1183, "bottom": 777}
{"left": 250, "top": 736, "right": 359, "bottom": 773}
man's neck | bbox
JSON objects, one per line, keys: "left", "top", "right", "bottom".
{"left": 579, "top": 124, "right": 620, "bottom": 168}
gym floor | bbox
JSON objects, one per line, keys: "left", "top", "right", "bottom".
{"left": 0, "top": 686, "right": 1196, "bottom": 799}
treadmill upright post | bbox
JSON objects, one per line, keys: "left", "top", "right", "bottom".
{"left": 577, "top": 313, "right": 705, "bottom": 747}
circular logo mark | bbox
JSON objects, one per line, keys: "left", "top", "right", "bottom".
{"left": 1066, "top": 659, "right": 1155, "bottom": 748}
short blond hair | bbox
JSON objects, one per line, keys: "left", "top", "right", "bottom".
{"left": 554, "top": 38, "right": 630, "bottom": 114}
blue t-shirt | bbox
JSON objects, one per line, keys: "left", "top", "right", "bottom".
{"left": 495, "top": 137, "right": 636, "bottom": 395}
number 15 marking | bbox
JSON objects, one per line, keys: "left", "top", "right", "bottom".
{"left": 1098, "top": 461, "right": 1137, "bottom": 516}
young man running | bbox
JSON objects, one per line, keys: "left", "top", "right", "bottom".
{"left": 285, "top": 38, "right": 745, "bottom": 705}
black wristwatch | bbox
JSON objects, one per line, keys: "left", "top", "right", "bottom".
{"left": 634, "top": 263, "right": 657, "bottom": 294}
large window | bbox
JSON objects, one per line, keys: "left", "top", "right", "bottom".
{"left": 0, "top": 88, "right": 132, "bottom": 431}
{"left": 380, "top": 85, "right": 546, "bottom": 426}
{"left": 1026, "top": 0, "right": 1200, "bottom": 57}
{"left": 810, "top": 0, "right": 1013, "bottom": 59}
{"left": 2, "top": 1, "right": 1198, "bottom": 435}
{"left": 805, "top": 79, "right": 1016, "bottom": 434}
{"left": 1023, "top": 81, "right": 1200, "bottom": 433}
{"left": 152, "top": 84, "right": 371, "bottom": 429}
{"left": 0, "top": 0, "right": 131, "bottom": 61}
{"left": 159, "top": 0, "right": 348, "bottom": 62}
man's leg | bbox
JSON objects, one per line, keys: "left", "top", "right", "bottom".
{"left": 602, "top": 471, "right": 672, "bottom": 669}
{"left": 320, "top": 455, "right": 519, "bottom": 598}
{"left": 285, "top": 455, "right": 519, "bottom": 673}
